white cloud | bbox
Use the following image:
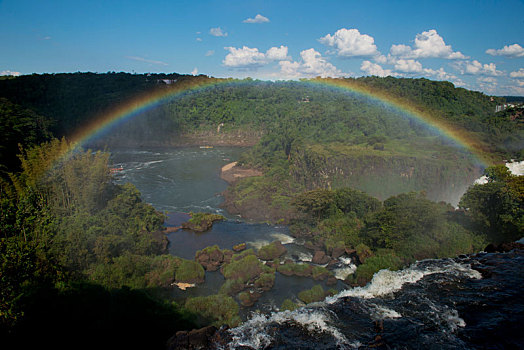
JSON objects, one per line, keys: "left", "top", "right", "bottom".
{"left": 223, "top": 45, "right": 289, "bottom": 68}
{"left": 126, "top": 56, "right": 168, "bottom": 66}
{"left": 456, "top": 60, "right": 502, "bottom": 76}
{"left": 360, "top": 61, "right": 393, "bottom": 77}
{"left": 43, "top": 36, "right": 51, "bottom": 40}
{"left": 210, "top": 27, "right": 228, "bottom": 37}
{"left": 390, "top": 29, "right": 467, "bottom": 59}
{"left": 243, "top": 14, "right": 270, "bottom": 23}
{"left": 205, "top": 50, "right": 215, "bottom": 56}
{"left": 265, "top": 45, "right": 289, "bottom": 60}
{"left": 319, "top": 28, "right": 379, "bottom": 57}
{"left": 509, "top": 68, "right": 524, "bottom": 78}
{"left": 196, "top": 37, "right": 202, "bottom": 42}
{"left": 191, "top": 67, "right": 198, "bottom": 75}
{"left": 0, "top": 70, "right": 21, "bottom": 76}
{"left": 423, "top": 67, "right": 457, "bottom": 81}
{"left": 394, "top": 59, "right": 422, "bottom": 73}
{"left": 486, "top": 44, "right": 524, "bottom": 58}
{"left": 279, "top": 48, "right": 345, "bottom": 78}
{"left": 477, "top": 77, "right": 498, "bottom": 93}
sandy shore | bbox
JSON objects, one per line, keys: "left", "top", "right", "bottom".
{"left": 220, "top": 161, "right": 262, "bottom": 183}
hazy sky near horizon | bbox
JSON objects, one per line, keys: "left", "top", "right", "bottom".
{"left": 1, "top": 0, "right": 523, "bottom": 95}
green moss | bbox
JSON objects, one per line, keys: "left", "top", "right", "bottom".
{"left": 311, "top": 266, "right": 332, "bottom": 281}
{"left": 182, "top": 212, "right": 225, "bottom": 232}
{"left": 175, "top": 259, "right": 205, "bottom": 284}
{"left": 222, "top": 254, "right": 264, "bottom": 284}
{"left": 298, "top": 285, "right": 325, "bottom": 304}
{"left": 257, "top": 241, "right": 287, "bottom": 261}
{"left": 254, "top": 272, "right": 275, "bottom": 291}
{"left": 347, "top": 252, "right": 402, "bottom": 286}
{"left": 280, "top": 299, "right": 298, "bottom": 311}
{"left": 219, "top": 278, "right": 245, "bottom": 296}
{"left": 185, "top": 294, "right": 240, "bottom": 327}
{"left": 277, "top": 262, "right": 312, "bottom": 277}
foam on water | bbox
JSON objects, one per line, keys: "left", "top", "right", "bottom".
{"left": 297, "top": 252, "right": 313, "bottom": 262}
{"left": 333, "top": 265, "right": 357, "bottom": 280}
{"left": 228, "top": 309, "right": 354, "bottom": 349}
{"left": 326, "top": 259, "right": 481, "bottom": 303}
{"left": 270, "top": 233, "right": 295, "bottom": 244}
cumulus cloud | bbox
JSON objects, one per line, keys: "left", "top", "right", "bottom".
{"left": 279, "top": 48, "right": 345, "bottom": 78}
{"left": 390, "top": 29, "right": 467, "bottom": 59}
{"left": 191, "top": 67, "right": 198, "bottom": 75}
{"left": 319, "top": 28, "right": 379, "bottom": 57}
{"left": 196, "top": 37, "right": 202, "bottom": 42}
{"left": 223, "top": 45, "right": 289, "bottom": 69}
{"left": 210, "top": 27, "right": 228, "bottom": 37}
{"left": 456, "top": 60, "right": 502, "bottom": 76}
{"left": 243, "top": 14, "right": 270, "bottom": 23}
{"left": 265, "top": 45, "right": 288, "bottom": 60}
{"left": 360, "top": 61, "right": 393, "bottom": 77}
{"left": 126, "top": 56, "right": 168, "bottom": 66}
{"left": 0, "top": 70, "right": 21, "bottom": 76}
{"left": 509, "top": 68, "right": 524, "bottom": 78}
{"left": 205, "top": 50, "right": 215, "bottom": 56}
{"left": 486, "top": 44, "right": 524, "bottom": 58}
{"left": 423, "top": 67, "right": 457, "bottom": 81}
{"left": 393, "top": 59, "right": 423, "bottom": 73}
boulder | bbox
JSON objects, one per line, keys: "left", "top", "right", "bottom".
{"left": 167, "top": 326, "right": 217, "bottom": 350}
{"left": 331, "top": 246, "right": 345, "bottom": 259}
{"left": 484, "top": 242, "right": 524, "bottom": 253}
{"left": 312, "top": 250, "right": 330, "bottom": 265}
{"left": 232, "top": 243, "right": 247, "bottom": 252}
{"left": 257, "top": 241, "right": 287, "bottom": 261}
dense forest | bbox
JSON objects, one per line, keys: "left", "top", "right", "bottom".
{"left": 1, "top": 73, "right": 523, "bottom": 348}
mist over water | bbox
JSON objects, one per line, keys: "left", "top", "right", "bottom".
{"left": 109, "top": 147, "right": 245, "bottom": 214}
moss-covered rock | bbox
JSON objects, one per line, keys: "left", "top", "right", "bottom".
{"left": 181, "top": 212, "right": 225, "bottom": 232}
{"left": 237, "top": 291, "right": 261, "bottom": 307}
{"left": 298, "top": 285, "right": 326, "bottom": 304}
{"left": 219, "top": 278, "right": 245, "bottom": 296}
{"left": 355, "top": 243, "right": 373, "bottom": 264}
{"left": 232, "top": 242, "right": 247, "bottom": 252}
{"left": 195, "top": 245, "right": 225, "bottom": 271}
{"left": 222, "top": 254, "right": 265, "bottom": 284}
{"left": 254, "top": 272, "right": 275, "bottom": 291}
{"left": 311, "top": 266, "right": 332, "bottom": 281}
{"left": 277, "top": 262, "right": 313, "bottom": 277}
{"left": 175, "top": 259, "right": 205, "bottom": 284}
{"left": 185, "top": 294, "right": 240, "bottom": 327}
{"left": 257, "top": 241, "right": 287, "bottom": 261}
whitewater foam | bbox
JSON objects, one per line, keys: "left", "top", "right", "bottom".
{"left": 227, "top": 309, "right": 353, "bottom": 349}
{"left": 326, "top": 259, "right": 481, "bottom": 303}
{"left": 270, "top": 233, "right": 295, "bottom": 244}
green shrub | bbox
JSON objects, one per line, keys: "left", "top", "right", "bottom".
{"left": 298, "top": 285, "right": 325, "bottom": 304}
{"left": 280, "top": 299, "right": 298, "bottom": 311}
{"left": 185, "top": 294, "right": 240, "bottom": 327}
{"left": 175, "top": 260, "right": 204, "bottom": 284}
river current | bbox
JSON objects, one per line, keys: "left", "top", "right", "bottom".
{"left": 110, "top": 147, "right": 524, "bottom": 349}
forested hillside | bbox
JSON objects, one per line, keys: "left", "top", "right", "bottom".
{"left": 1, "top": 73, "right": 523, "bottom": 346}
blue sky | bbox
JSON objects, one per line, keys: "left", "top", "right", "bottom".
{"left": 1, "top": 0, "right": 523, "bottom": 95}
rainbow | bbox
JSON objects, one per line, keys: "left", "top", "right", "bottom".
{"left": 60, "top": 76, "right": 491, "bottom": 168}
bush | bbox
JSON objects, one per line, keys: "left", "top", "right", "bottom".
{"left": 280, "top": 298, "right": 298, "bottom": 311}
{"left": 298, "top": 285, "right": 325, "bottom": 304}
{"left": 185, "top": 294, "right": 240, "bottom": 327}
{"left": 175, "top": 260, "right": 204, "bottom": 284}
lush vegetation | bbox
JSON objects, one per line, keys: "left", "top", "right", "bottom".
{"left": 0, "top": 137, "right": 202, "bottom": 344}
{"left": 1, "top": 73, "right": 522, "bottom": 345}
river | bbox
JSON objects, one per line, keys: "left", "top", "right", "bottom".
{"left": 110, "top": 147, "right": 524, "bottom": 348}
{"left": 109, "top": 146, "right": 348, "bottom": 314}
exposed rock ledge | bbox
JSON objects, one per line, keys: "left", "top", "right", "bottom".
{"left": 220, "top": 161, "right": 262, "bottom": 184}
